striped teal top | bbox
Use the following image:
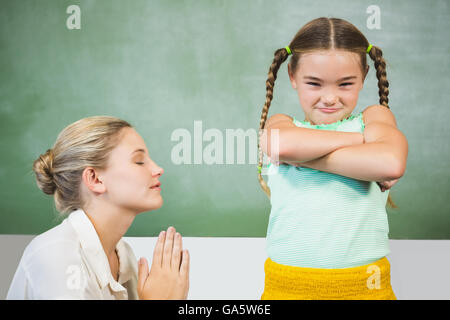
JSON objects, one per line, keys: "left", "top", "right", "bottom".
{"left": 266, "top": 112, "right": 390, "bottom": 269}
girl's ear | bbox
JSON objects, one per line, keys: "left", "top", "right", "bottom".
{"left": 81, "top": 167, "right": 106, "bottom": 194}
{"left": 363, "top": 65, "right": 369, "bottom": 81}
{"left": 288, "top": 64, "right": 297, "bottom": 89}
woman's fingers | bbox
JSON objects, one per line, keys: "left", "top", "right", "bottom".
{"left": 162, "top": 226, "right": 175, "bottom": 268}
{"left": 171, "top": 232, "right": 182, "bottom": 270}
{"left": 137, "top": 257, "right": 149, "bottom": 296}
{"left": 139, "top": 229, "right": 190, "bottom": 300}
{"left": 180, "top": 250, "right": 190, "bottom": 299}
{"left": 152, "top": 230, "right": 166, "bottom": 268}
{"left": 180, "top": 249, "right": 190, "bottom": 278}
{"left": 153, "top": 226, "right": 185, "bottom": 272}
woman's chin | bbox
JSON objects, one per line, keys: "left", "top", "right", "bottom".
{"left": 145, "top": 196, "right": 164, "bottom": 212}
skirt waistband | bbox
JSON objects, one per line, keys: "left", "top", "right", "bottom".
{"left": 262, "top": 257, "right": 396, "bottom": 300}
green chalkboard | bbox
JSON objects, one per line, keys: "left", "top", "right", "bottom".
{"left": 1, "top": 0, "right": 449, "bottom": 238}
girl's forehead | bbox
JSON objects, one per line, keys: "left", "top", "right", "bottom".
{"left": 297, "top": 51, "right": 362, "bottom": 74}
{"left": 302, "top": 49, "right": 358, "bottom": 56}
{"left": 299, "top": 50, "right": 360, "bottom": 63}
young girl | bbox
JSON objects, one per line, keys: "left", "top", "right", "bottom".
{"left": 258, "top": 17, "right": 408, "bottom": 300}
{"left": 7, "top": 116, "right": 189, "bottom": 299}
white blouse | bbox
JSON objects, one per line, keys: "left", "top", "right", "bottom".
{"left": 7, "top": 209, "right": 139, "bottom": 300}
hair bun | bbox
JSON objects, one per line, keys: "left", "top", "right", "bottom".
{"left": 33, "top": 149, "right": 56, "bottom": 195}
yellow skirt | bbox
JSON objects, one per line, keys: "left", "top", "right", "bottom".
{"left": 261, "top": 257, "right": 396, "bottom": 300}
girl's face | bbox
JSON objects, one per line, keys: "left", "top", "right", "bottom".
{"left": 288, "top": 49, "right": 368, "bottom": 125}
{"left": 99, "top": 127, "right": 164, "bottom": 214}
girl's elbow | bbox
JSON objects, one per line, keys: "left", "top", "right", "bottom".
{"left": 389, "top": 134, "right": 409, "bottom": 179}
{"left": 259, "top": 131, "right": 269, "bottom": 155}
{"left": 388, "top": 155, "right": 406, "bottom": 180}
{"left": 276, "top": 145, "right": 307, "bottom": 163}
{"left": 265, "top": 145, "right": 283, "bottom": 161}
{"left": 393, "top": 161, "right": 407, "bottom": 179}
{"left": 260, "top": 130, "right": 284, "bottom": 159}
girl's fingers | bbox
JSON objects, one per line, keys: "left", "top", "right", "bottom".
{"left": 377, "top": 178, "right": 400, "bottom": 192}
{"left": 377, "top": 182, "right": 384, "bottom": 191}
{"left": 162, "top": 226, "right": 175, "bottom": 268}
{"left": 137, "top": 257, "right": 149, "bottom": 295}
{"left": 152, "top": 230, "right": 165, "bottom": 267}
{"left": 171, "top": 232, "right": 182, "bottom": 270}
{"left": 280, "top": 161, "right": 296, "bottom": 167}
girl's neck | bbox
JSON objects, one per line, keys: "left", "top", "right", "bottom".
{"left": 303, "top": 113, "right": 353, "bottom": 125}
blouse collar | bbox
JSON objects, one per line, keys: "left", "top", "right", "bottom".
{"left": 68, "top": 209, "right": 135, "bottom": 291}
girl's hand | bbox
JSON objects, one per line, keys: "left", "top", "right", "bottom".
{"left": 376, "top": 178, "right": 400, "bottom": 192}
{"left": 363, "top": 124, "right": 378, "bottom": 144}
{"left": 137, "top": 226, "right": 190, "bottom": 300}
{"left": 268, "top": 156, "right": 304, "bottom": 168}
{"left": 282, "top": 160, "right": 304, "bottom": 167}
{"left": 279, "top": 157, "right": 400, "bottom": 192}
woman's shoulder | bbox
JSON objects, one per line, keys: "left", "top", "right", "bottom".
{"left": 21, "top": 217, "right": 81, "bottom": 266}
{"left": 9, "top": 217, "right": 87, "bottom": 299}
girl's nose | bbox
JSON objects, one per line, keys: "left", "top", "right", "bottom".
{"left": 322, "top": 94, "right": 338, "bottom": 106}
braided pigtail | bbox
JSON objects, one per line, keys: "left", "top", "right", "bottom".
{"left": 257, "top": 47, "right": 291, "bottom": 198}
{"left": 367, "top": 45, "right": 390, "bottom": 108}
{"left": 367, "top": 45, "right": 397, "bottom": 209}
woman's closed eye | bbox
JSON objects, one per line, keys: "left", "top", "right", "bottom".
{"left": 136, "top": 162, "right": 145, "bottom": 165}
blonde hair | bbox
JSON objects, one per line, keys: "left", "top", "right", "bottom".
{"left": 32, "top": 116, "right": 132, "bottom": 214}
{"left": 258, "top": 17, "right": 397, "bottom": 208}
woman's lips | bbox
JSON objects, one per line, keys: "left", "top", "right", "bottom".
{"left": 150, "top": 182, "right": 161, "bottom": 190}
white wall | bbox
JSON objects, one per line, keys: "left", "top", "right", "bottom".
{"left": 2, "top": 235, "right": 450, "bottom": 300}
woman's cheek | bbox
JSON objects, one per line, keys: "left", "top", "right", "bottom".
{"left": 109, "top": 172, "right": 139, "bottom": 201}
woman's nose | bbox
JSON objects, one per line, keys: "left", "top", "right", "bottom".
{"left": 152, "top": 165, "right": 163, "bottom": 177}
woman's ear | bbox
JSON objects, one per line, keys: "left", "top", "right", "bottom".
{"left": 81, "top": 167, "right": 106, "bottom": 194}
{"left": 288, "top": 64, "right": 297, "bottom": 89}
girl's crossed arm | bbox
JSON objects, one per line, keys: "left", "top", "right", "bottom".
{"left": 260, "top": 105, "right": 408, "bottom": 182}
{"left": 300, "top": 105, "right": 408, "bottom": 182}
{"left": 260, "top": 113, "right": 363, "bottom": 163}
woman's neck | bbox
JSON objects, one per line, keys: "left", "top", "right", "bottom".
{"left": 82, "top": 203, "right": 136, "bottom": 258}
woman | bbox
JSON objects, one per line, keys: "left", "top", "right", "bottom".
{"left": 7, "top": 116, "right": 189, "bottom": 299}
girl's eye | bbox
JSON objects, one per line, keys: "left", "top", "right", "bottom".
{"left": 307, "top": 82, "right": 353, "bottom": 86}
{"left": 136, "top": 162, "right": 144, "bottom": 165}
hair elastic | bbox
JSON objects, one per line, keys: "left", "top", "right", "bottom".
{"left": 285, "top": 46, "right": 292, "bottom": 55}
{"left": 366, "top": 44, "right": 373, "bottom": 53}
